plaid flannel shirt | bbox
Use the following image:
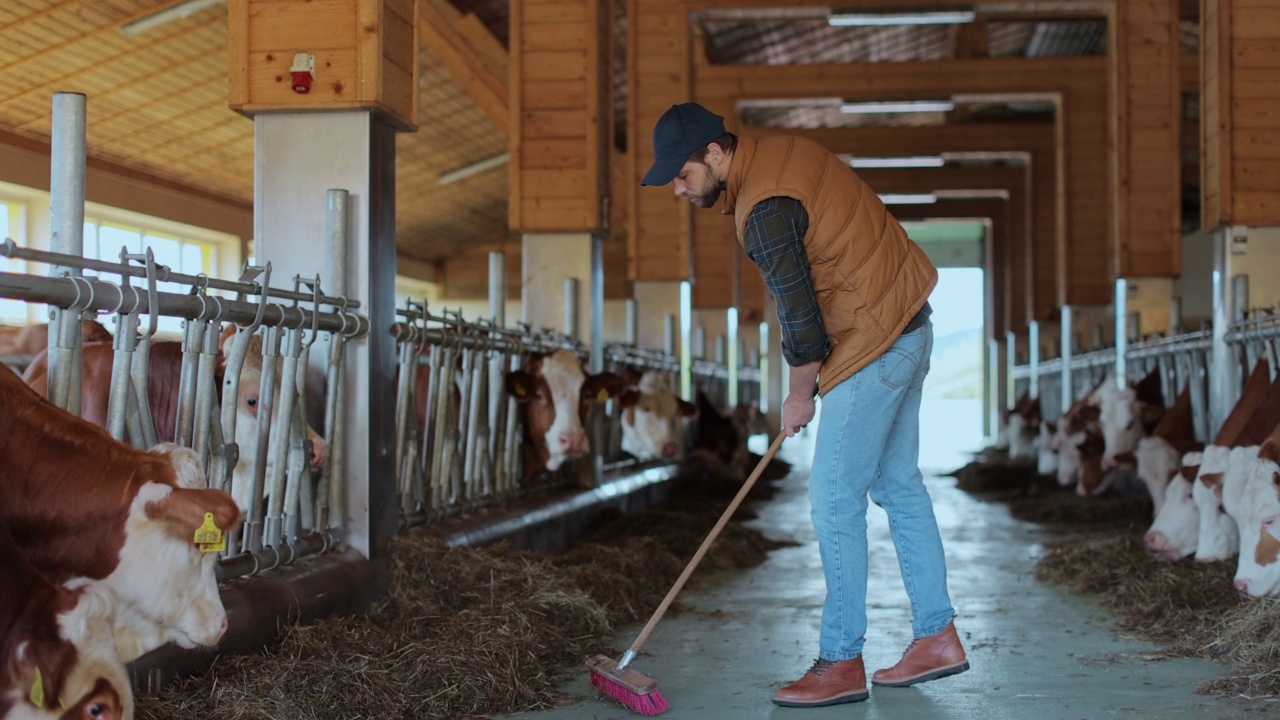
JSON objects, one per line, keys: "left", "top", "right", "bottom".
{"left": 742, "top": 196, "right": 832, "bottom": 367}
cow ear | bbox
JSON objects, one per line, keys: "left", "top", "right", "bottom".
{"left": 1180, "top": 464, "right": 1200, "bottom": 482}
{"left": 1261, "top": 439, "right": 1280, "bottom": 466}
{"left": 1078, "top": 405, "right": 1101, "bottom": 422}
{"left": 150, "top": 444, "right": 205, "bottom": 489}
{"left": 505, "top": 371, "right": 538, "bottom": 402}
{"left": 1200, "top": 471, "right": 1224, "bottom": 489}
{"left": 617, "top": 389, "right": 640, "bottom": 408}
{"left": 585, "top": 372, "right": 626, "bottom": 402}
{"left": 621, "top": 365, "right": 642, "bottom": 387}
{"left": 677, "top": 399, "right": 700, "bottom": 417}
{"left": 146, "top": 487, "right": 241, "bottom": 544}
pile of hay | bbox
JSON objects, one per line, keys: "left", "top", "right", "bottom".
{"left": 1036, "top": 535, "right": 1241, "bottom": 649}
{"left": 1197, "top": 596, "right": 1280, "bottom": 697}
{"left": 137, "top": 455, "right": 794, "bottom": 720}
{"left": 1007, "top": 492, "right": 1153, "bottom": 531}
{"left": 951, "top": 460, "right": 1038, "bottom": 494}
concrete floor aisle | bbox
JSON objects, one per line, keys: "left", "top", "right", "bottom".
{"left": 506, "top": 434, "right": 1265, "bottom": 720}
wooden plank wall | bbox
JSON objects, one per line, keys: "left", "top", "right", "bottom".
{"left": 508, "top": 0, "right": 609, "bottom": 232}
{"left": 1202, "top": 0, "right": 1280, "bottom": 227}
{"left": 227, "top": 0, "right": 417, "bottom": 129}
{"left": 627, "top": 0, "right": 692, "bottom": 282}
{"left": 1111, "top": 0, "right": 1181, "bottom": 277}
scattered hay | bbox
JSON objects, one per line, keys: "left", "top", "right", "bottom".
{"left": 137, "top": 455, "right": 795, "bottom": 720}
{"left": 1006, "top": 491, "right": 1153, "bottom": 531}
{"left": 952, "top": 460, "right": 1038, "bottom": 494}
{"left": 1197, "top": 596, "right": 1280, "bottom": 697}
{"left": 1036, "top": 535, "right": 1241, "bottom": 649}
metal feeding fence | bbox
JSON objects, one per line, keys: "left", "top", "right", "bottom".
{"left": 0, "top": 237, "right": 370, "bottom": 582}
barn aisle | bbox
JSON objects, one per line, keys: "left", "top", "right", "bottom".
{"left": 506, "top": 428, "right": 1259, "bottom": 720}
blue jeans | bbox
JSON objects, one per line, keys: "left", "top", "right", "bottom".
{"left": 809, "top": 318, "right": 955, "bottom": 660}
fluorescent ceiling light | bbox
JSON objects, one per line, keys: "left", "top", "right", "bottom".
{"left": 935, "top": 189, "right": 1010, "bottom": 200}
{"left": 879, "top": 193, "right": 937, "bottom": 205}
{"left": 841, "top": 100, "right": 955, "bottom": 114}
{"left": 121, "top": 0, "right": 224, "bottom": 35}
{"left": 850, "top": 156, "right": 945, "bottom": 169}
{"left": 829, "top": 10, "right": 976, "bottom": 27}
{"left": 438, "top": 152, "right": 509, "bottom": 185}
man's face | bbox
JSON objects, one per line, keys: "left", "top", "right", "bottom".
{"left": 672, "top": 158, "right": 724, "bottom": 209}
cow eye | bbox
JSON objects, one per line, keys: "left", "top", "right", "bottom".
{"left": 246, "top": 396, "right": 258, "bottom": 408}
{"left": 1264, "top": 517, "right": 1276, "bottom": 528}
{"left": 87, "top": 703, "right": 106, "bottom": 719}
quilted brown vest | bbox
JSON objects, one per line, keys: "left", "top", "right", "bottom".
{"left": 724, "top": 135, "right": 937, "bottom": 396}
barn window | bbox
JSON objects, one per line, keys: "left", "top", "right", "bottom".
{"left": 0, "top": 198, "right": 29, "bottom": 324}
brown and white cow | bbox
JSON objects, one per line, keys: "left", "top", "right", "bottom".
{"left": 1093, "top": 367, "right": 1165, "bottom": 470}
{"left": 0, "top": 367, "right": 241, "bottom": 663}
{"left": 1005, "top": 392, "right": 1040, "bottom": 461}
{"left": 1146, "top": 358, "right": 1272, "bottom": 560}
{"left": 1233, "top": 438, "right": 1280, "bottom": 597}
{"left": 504, "top": 349, "right": 624, "bottom": 483}
{"left": 1132, "top": 384, "right": 1200, "bottom": 515}
{"left": 0, "top": 320, "right": 112, "bottom": 359}
{"left": 0, "top": 517, "right": 131, "bottom": 720}
{"left": 616, "top": 368, "right": 697, "bottom": 462}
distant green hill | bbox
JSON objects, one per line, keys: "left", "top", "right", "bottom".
{"left": 924, "top": 327, "right": 983, "bottom": 399}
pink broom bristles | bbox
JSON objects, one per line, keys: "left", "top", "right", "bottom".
{"left": 589, "top": 667, "right": 670, "bottom": 716}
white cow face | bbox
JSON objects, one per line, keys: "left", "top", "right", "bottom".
{"left": 1007, "top": 412, "right": 1037, "bottom": 460}
{"left": 1191, "top": 445, "right": 1250, "bottom": 562}
{"left": 112, "top": 481, "right": 240, "bottom": 662}
{"left": 1055, "top": 425, "right": 1085, "bottom": 488}
{"left": 1234, "top": 444, "right": 1280, "bottom": 598}
{"left": 1145, "top": 451, "right": 1203, "bottom": 561}
{"left": 1037, "top": 420, "right": 1059, "bottom": 476}
{"left": 1093, "top": 383, "right": 1144, "bottom": 468}
{"left": 618, "top": 371, "right": 697, "bottom": 461}
{"left": 1134, "top": 435, "right": 1179, "bottom": 516}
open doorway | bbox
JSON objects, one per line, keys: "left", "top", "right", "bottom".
{"left": 919, "top": 267, "right": 986, "bottom": 474}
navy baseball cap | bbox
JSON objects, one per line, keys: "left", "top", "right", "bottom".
{"left": 640, "top": 103, "right": 727, "bottom": 186}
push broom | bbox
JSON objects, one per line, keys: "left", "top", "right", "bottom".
{"left": 586, "top": 432, "right": 787, "bottom": 715}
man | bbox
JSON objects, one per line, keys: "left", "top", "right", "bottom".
{"left": 642, "top": 103, "right": 968, "bottom": 707}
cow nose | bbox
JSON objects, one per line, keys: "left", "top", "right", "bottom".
{"left": 1102, "top": 455, "right": 1117, "bottom": 470}
{"left": 218, "top": 616, "right": 229, "bottom": 638}
{"left": 1145, "top": 531, "right": 1168, "bottom": 552}
{"left": 1235, "top": 579, "right": 1253, "bottom": 599}
{"left": 558, "top": 432, "right": 587, "bottom": 453}
{"left": 309, "top": 438, "right": 329, "bottom": 468}
{"left": 662, "top": 442, "right": 678, "bottom": 457}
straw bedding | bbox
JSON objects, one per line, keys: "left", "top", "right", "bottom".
{"left": 137, "top": 454, "right": 793, "bottom": 719}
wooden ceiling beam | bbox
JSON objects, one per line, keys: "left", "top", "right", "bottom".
{"left": 696, "top": 56, "right": 1104, "bottom": 100}
{"left": 684, "top": 0, "right": 1109, "bottom": 12}
{"left": 420, "top": 0, "right": 508, "bottom": 133}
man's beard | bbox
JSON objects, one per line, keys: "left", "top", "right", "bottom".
{"left": 689, "top": 177, "right": 726, "bottom": 208}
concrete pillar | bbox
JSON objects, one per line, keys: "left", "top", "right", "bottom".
{"left": 254, "top": 112, "right": 397, "bottom": 559}
{"left": 633, "top": 281, "right": 682, "bottom": 353}
{"left": 522, "top": 233, "right": 592, "bottom": 341}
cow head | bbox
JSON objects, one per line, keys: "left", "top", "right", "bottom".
{"left": 1145, "top": 452, "right": 1202, "bottom": 561}
{"left": 224, "top": 332, "right": 329, "bottom": 472}
{"left": 617, "top": 369, "right": 697, "bottom": 461}
{"left": 505, "top": 350, "right": 625, "bottom": 475}
{"left": 112, "top": 480, "right": 240, "bottom": 661}
{"left": 1036, "top": 420, "right": 1059, "bottom": 476}
{"left": 1093, "top": 383, "right": 1148, "bottom": 470}
{"left": 1181, "top": 445, "right": 1236, "bottom": 562}
{"left": 1233, "top": 440, "right": 1280, "bottom": 598}
{"left": 1134, "top": 435, "right": 1180, "bottom": 516}
{"left": 0, "top": 523, "right": 130, "bottom": 720}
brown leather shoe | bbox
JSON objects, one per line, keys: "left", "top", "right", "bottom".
{"left": 871, "top": 621, "right": 970, "bottom": 688}
{"left": 772, "top": 657, "right": 869, "bottom": 707}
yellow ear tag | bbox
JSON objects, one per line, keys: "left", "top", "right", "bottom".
{"left": 194, "top": 512, "right": 225, "bottom": 553}
{"left": 514, "top": 384, "right": 526, "bottom": 397}
{"left": 30, "top": 667, "right": 45, "bottom": 709}
{"left": 596, "top": 388, "right": 610, "bottom": 402}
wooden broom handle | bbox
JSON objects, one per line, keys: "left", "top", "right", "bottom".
{"left": 627, "top": 432, "right": 786, "bottom": 654}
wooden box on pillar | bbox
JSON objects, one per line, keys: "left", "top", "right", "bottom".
{"left": 228, "top": 0, "right": 419, "bottom": 131}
